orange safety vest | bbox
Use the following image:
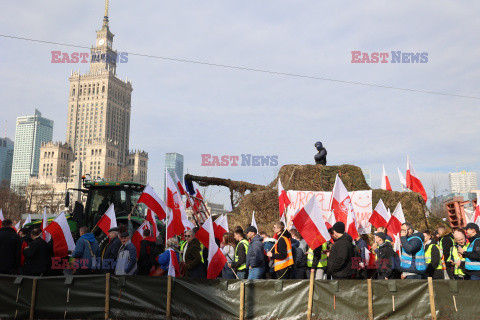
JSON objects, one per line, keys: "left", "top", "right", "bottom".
{"left": 273, "top": 236, "right": 294, "bottom": 271}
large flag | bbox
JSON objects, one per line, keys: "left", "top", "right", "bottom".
{"left": 166, "top": 173, "right": 187, "bottom": 239}
{"left": 278, "top": 178, "right": 291, "bottom": 217}
{"left": 44, "top": 212, "right": 75, "bottom": 257}
{"left": 214, "top": 214, "right": 229, "bottom": 241}
{"left": 330, "top": 175, "right": 355, "bottom": 225}
{"left": 174, "top": 172, "right": 186, "bottom": 196}
{"left": 167, "top": 248, "right": 180, "bottom": 277}
{"left": 397, "top": 168, "right": 407, "bottom": 190}
{"left": 137, "top": 184, "right": 167, "bottom": 220}
{"left": 96, "top": 204, "right": 117, "bottom": 235}
{"left": 346, "top": 201, "right": 359, "bottom": 240}
{"left": 369, "top": 199, "right": 391, "bottom": 229}
{"left": 386, "top": 202, "right": 405, "bottom": 235}
{"left": 22, "top": 214, "right": 32, "bottom": 227}
{"left": 203, "top": 216, "right": 227, "bottom": 279}
{"left": 146, "top": 209, "right": 159, "bottom": 239}
{"left": 406, "top": 156, "right": 427, "bottom": 203}
{"left": 292, "top": 195, "right": 331, "bottom": 250}
{"left": 41, "top": 208, "right": 51, "bottom": 242}
{"left": 0, "top": 209, "right": 3, "bottom": 228}
{"left": 251, "top": 211, "right": 257, "bottom": 230}
{"left": 381, "top": 165, "right": 392, "bottom": 191}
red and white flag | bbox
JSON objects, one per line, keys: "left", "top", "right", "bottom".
{"left": 392, "top": 232, "right": 401, "bottom": 256}
{"left": 132, "top": 220, "right": 153, "bottom": 258}
{"left": 44, "top": 212, "right": 75, "bottom": 257}
{"left": 14, "top": 221, "right": 20, "bottom": 232}
{"left": 406, "top": 156, "right": 427, "bottom": 203}
{"left": 278, "top": 178, "right": 291, "bottom": 217}
{"left": 96, "top": 204, "right": 117, "bottom": 235}
{"left": 325, "top": 210, "right": 336, "bottom": 229}
{"left": 146, "top": 209, "right": 159, "bottom": 239}
{"left": 166, "top": 173, "right": 187, "bottom": 239}
{"left": 364, "top": 247, "right": 376, "bottom": 269}
{"left": 174, "top": 172, "right": 186, "bottom": 196}
{"left": 203, "top": 216, "right": 227, "bottom": 279}
{"left": 137, "top": 184, "right": 167, "bottom": 220}
{"left": 381, "top": 165, "right": 392, "bottom": 191}
{"left": 167, "top": 248, "right": 180, "bottom": 277}
{"left": 41, "top": 208, "right": 51, "bottom": 242}
{"left": 22, "top": 214, "right": 32, "bottom": 228}
{"left": 0, "top": 209, "right": 4, "bottom": 228}
{"left": 474, "top": 204, "right": 480, "bottom": 226}
{"left": 251, "top": 211, "right": 258, "bottom": 230}
{"left": 397, "top": 168, "right": 407, "bottom": 190}
{"left": 330, "top": 175, "right": 354, "bottom": 225}
{"left": 292, "top": 195, "right": 331, "bottom": 250}
{"left": 214, "top": 214, "right": 229, "bottom": 241}
{"left": 386, "top": 202, "right": 405, "bottom": 236}
{"left": 369, "top": 199, "right": 391, "bottom": 229}
{"left": 346, "top": 201, "right": 359, "bottom": 240}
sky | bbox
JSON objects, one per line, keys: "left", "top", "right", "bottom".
{"left": 1, "top": 1, "right": 479, "bottom": 207}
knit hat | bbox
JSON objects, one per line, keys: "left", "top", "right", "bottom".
{"left": 332, "top": 222, "right": 345, "bottom": 234}
{"left": 374, "top": 232, "right": 387, "bottom": 241}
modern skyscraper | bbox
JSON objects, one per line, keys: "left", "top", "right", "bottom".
{"left": 165, "top": 152, "right": 184, "bottom": 198}
{"left": 11, "top": 109, "right": 53, "bottom": 190}
{"left": 449, "top": 171, "right": 478, "bottom": 193}
{"left": 0, "top": 137, "right": 14, "bottom": 186}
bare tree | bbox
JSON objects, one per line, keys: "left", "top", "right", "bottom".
{"left": 429, "top": 175, "right": 447, "bottom": 220}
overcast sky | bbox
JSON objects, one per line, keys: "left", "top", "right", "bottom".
{"left": 1, "top": 1, "right": 479, "bottom": 206}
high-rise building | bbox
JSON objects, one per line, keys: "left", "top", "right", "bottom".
{"left": 165, "top": 152, "right": 184, "bottom": 198}
{"left": 449, "top": 171, "right": 478, "bottom": 193}
{"left": 0, "top": 137, "right": 14, "bottom": 186}
{"left": 11, "top": 109, "right": 53, "bottom": 190}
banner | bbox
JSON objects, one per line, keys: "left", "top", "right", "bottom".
{"left": 286, "top": 190, "right": 373, "bottom": 234}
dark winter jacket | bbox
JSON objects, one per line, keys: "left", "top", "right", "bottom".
{"left": 102, "top": 236, "right": 121, "bottom": 272}
{"left": 400, "top": 231, "right": 425, "bottom": 274}
{"left": 246, "top": 234, "right": 265, "bottom": 269}
{"left": 138, "top": 237, "right": 160, "bottom": 275}
{"left": 439, "top": 233, "right": 454, "bottom": 261}
{"left": 115, "top": 241, "right": 137, "bottom": 275}
{"left": 465, "top": 233, "right": 480, "bottom": 278}
{"left": 292, "top": 239, "right": 308, "bottom": 268}
{"left": 425, "top": 240, "right": 442, "bottom": 278}
{"left": 184, "top": 238, "right": 205, "bottom": 278}
{"left": 356, "top": 238, "right": 368, "bottom": 262}
{"left": 375, "top": 241, "right": 399, "bottom": 279}
{"left": 314, "top": 148, "right": 327, "bottom": 165}
{"left": 327, "top": 233, "right": 355, "bottom": 278}
{"left": 230, "top": 239, "right": 248, "bottom": 270}
{"left": 72, "top": 233, "right": 101, "bottom": 269}
{"left": 0, "top": 227, "right": 21, "bottom": 274}
{"left": 20, "top": 235, "right": 33, "bottom": 266}
{"left": 22, "top": 237, "right": 51, "bottom": 276}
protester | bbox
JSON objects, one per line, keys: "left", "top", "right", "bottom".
{"left": 307, "top": 242, "right": 328, "bottom": 279}
{"left": 290, "top": 229, "right": 308, "bottom": 279}
{"left": 0, "top": 219, "right": 21, "bottom": 274}
{"left": 326, "top": 222, "right": 355, "bottom": 279}
{"left": 437, "top": 225, "right": 455, "bottom": 279}
{"left": 449, "top": 230, "right": 468, "bottom": 280}
{"left": 355, "top": 234, "right": 369, "bottom": 279}
{"left": 399, "top": 222, "right": 426, "bottom": 279}
{"left": 22, "top": 229, "right": 51, "bottom": 276}
{"left": 266, "top": 221, "right": 294, "bottom": 279}
{"left": 221, "top": 232, "right": 236, "bottom": 279}
{"left": 423, "top": 230, "right": 444, "bottom": 279}
{"left": 101, "top": 227, "right": 121, "bottom": 273}
{"left": 183, "top": 229, "right": 206, "bottom": 278}
{"left": 18, "top": 227, "right": 32, "bottom": 271}
{"left": 261, "top": 231, "right": 276, "bottom": 279}
{"left": 115, "top": 227, "right": 138, "bottom": 275}
{"left": 458, "top": 223, "right": 480, "bottom": 280}
{"left": 373, "top": 232, "right": 398, "bottom": 279}
{"left": 156, "top": 238, "right": 180, "bottom": 275}
{"left": 376, "top": 226, "right": 393, "bottom": 242}
{"left": 245, "top": 226, "right": 265, "bottom": 279}
{"left": 138, "top": 229, "right": 160, "bottom": 275}
{"left": 72, "top": 226, "right": 101, "bottom": 274}
{"left": 229, "top": 228, "right": 249, "bottom": 279}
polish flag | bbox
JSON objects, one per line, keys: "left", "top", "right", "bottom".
{"left": 292, "top": 195, "right": 331, "bottom": 250}
{"left": 166, "top": 173, "right": 187, "bottom": 239}
{"left": 325, "top": 210, "right": 336, "bottom": 229}
{"left": 146, "top": 209, "right": 159, "bottom": 239}
{"left": 346, "top": 201, "right": 359, "bottom": 240}
{"left": 0, "top": 209, "right": 4, "bottom": 228}
{"left": 137, "top": 184, "right": 167, "bottom": 220}
{"left": 386, "top": 202, "right": 405, "bottom": 235}
{"left": 381, "top": 165, "right": 392, "bottom": 191}
{"left": 167, "top": 248, "right": 181, "bottom": 277}
{"left": 174, "top": 172, "right": 186, "bottom": 196}
{"left": 406, "top": 156, "right": 427, "bottom": 203}
{"left": 330, "top": 175, "right": 354, "bottom": 225}
{"left": 364, "top": 247, "right": 376, "bottom": 269}
{"left": 193, "top": 189, "right": 204, "bottom": 212}
{"left": 96, "top": 204, "right": 117, "bottom": 235}
{"left": 214, "top": 214, "right": 229, "bottom": 241}
{"left": 203, "top": 216, "right": 227, "bottom": 279}
{"left": 195, "top": 223, "right": 210, "bottom": 249}
{"left": 278, "top": 178, "right": 291, "bottom": 217}
{"left": 392, "top": 233, "right": 401, "bottom": 256}
{"left": 369, "top": 199, "right": 391, "bottom": 229}
{"left": 397, "top": 168, "right": 407, "bottom": 190}
{"left": 132, "top": 220, "right": 152, "bottom": 258}
{"left": 14, "top": 221, "right": 20, "bottom": 232}
{"left": 41, "top": 208, "right": 51, "bottom": 242}
{"left": 474, "top": 204, "right": 480, "bottom": 226}
{"left": 22, "top": 214, "right": 32, "bottom": 227}
{"left": 251, "top": 211, "right": 258, "bottom": 230}
{"left": 44, "top": 212, "right": 75, "bottom": 257}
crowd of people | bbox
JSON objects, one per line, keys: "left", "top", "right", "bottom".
{"left": 1, "top": 215, "right": 480, "bottom": 281}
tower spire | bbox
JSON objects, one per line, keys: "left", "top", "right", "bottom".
{"left": 103, "top": 0, "right": 109, "bottom": 28}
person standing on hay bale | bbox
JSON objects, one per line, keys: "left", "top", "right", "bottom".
{"left": 314, "top": 141, "right": 327, "bottom": 165}
{"left": 266, "top": 221, "right": 294, "bottom": 279}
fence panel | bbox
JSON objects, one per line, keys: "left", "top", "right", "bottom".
{"left": 433, "top": 280, "right": 480, "bottom": 320}
{"left": 0, "top": 275, "right": 33, "bottom": 319}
